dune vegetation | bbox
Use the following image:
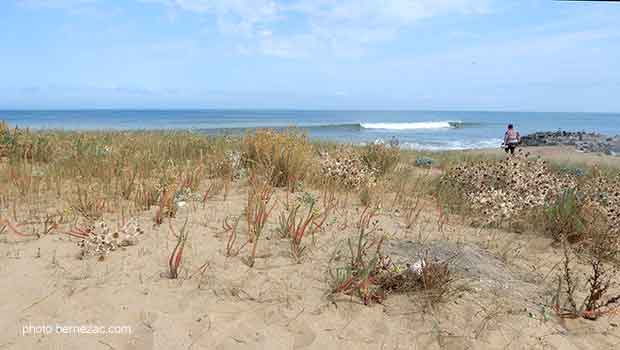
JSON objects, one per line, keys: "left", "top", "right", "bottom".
{"left": 1, "top": 121, "right": 619, "bottom": 349}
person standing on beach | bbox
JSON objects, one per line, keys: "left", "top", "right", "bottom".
{"left": 503, "top": 124, "right": 520, "bottom": 155}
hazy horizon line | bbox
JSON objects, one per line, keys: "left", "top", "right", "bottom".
{"left": 1, "top": 108, "right": 619, "bottom": 115}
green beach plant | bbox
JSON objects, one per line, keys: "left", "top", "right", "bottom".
{"left": 168, "top": 219, "right": 189, "bottom": 279}
{"left": 544, "top": 188, "right": 587, "bottom": 243}
{"left": 244, "top": 167, "right": 276, "bottom": 267}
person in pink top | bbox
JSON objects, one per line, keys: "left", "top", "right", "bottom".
{"left": 503, "top": 124, "right": 520, "bottom": 155}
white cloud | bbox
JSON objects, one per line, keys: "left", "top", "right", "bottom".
{"left": 134, "top": 0, "right": 491, "bottom": 57}
{"left": 203, "top": 0, "right": 491, "bottom": 57}
{"left": 288, "top": 0, "right": 489, "bottom": 25}
{"left": 19, "top": 0, "right": 492, "bottom": 57}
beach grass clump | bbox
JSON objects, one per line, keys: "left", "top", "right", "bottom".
{"left": 0, "top": 123, "right": 54, "bottom": 162}
{"left": 0, "top": 121, "right": 12, "bottom": 158}
{"left": 558, "top": 165, "right": 587, "bottom": 178}
{"left": 278, "top": 191, "right": 331, "bottom": 263}
{"left": 278, "top": 196, "right": 317, "bottom": 263}
{"left": 241, "top": 129, "right": 313, "bottom": 189}
{"left": 207, "top": 149, "right": 242, "bottom": 181}
{"left": 549, "top": 171, "right": 620, "bottom": 252}
{"left": 203, "top": 136, "right": 243, "bottom": 181}
{"left": 0, "top": 126, "right": 229, "bottom": 209}
{"left": 204, "top": 147, "right": 242, "bottom": 200}
{"left": 134, "top": 178, "right": 161, "bottom": 211}
{"left": 71, "top": 183, "right": 108, "bottom": 221}
{"left": 360, "top": 143, "right": 400, "bottom": 177}
{"left": 543, "top": 188, "right": 597, "bottom": 243}
{"left": 244, "top": 167, "right": 277, "bottom": 267}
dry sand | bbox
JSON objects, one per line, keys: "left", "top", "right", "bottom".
{"left": 473, "top": 145, "right": 620, "bottom": 169}
{"left": 1, "top": 147, "right": 619, "bottom": 350}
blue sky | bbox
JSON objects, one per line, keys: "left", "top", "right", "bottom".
{"left": 1, "top": 0, "right": 619, "bottom": 111}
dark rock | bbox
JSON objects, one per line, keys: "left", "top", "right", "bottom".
{"left": 521, "top": 130, "right": 618, "bottom": 156}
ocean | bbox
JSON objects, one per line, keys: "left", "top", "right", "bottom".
{"left": 2, "top": 110, "right": 620, "bottom": 151}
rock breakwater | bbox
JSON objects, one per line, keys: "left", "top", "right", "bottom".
{"left": 521, "top": 131, "right": 620, "bottom": 156}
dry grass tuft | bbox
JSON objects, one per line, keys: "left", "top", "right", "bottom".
{"left": 359, "top": 143, "right": 400, "bottom": 177}
{"left": 241, "top": 129, "right": 313, "bottom": 189}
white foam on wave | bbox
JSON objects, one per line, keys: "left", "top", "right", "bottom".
{"left": 360, "top": 121, "right": 459, "bottom": 130}
{"left": 401, "top": 138, "right": 503, "bottom": 151}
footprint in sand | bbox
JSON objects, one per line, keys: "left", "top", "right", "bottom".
{"left": 289, "top": 319, "right": 317, "bottom": 349}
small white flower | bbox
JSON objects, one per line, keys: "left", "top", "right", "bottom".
{"left": 408, "top": 259, "right": 426, "bottom": 274}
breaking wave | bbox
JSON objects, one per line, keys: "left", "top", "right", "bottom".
{"left": 359, "top": 121, "right": 466, "bottom": 130}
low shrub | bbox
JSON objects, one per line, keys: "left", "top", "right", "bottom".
{"left": 415, "top": 156, "right": 435, "bottom": 167}
{"left": 319, "top": 147, "right": 375, "bottom": 191}
{"left": 439, "top": 152, "right": 620, "bottom": 249}
{"left": 553, "top": 235, "right": 620, "bottom": 320}
{"left": 439, "top": 152, "right": 576, "bottom": 227}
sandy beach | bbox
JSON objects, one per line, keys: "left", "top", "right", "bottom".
{"left": 1, "top": 129, "right": 619, "bottom": 350}
{"left": 473, "top": 145, "right": 620, "bottom": 170}
{"left": 4, "top": 0, "right": 620, "bottom": 348}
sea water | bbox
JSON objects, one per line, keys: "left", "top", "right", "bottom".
{"left": 2, "top": 109, "right": 619, "bottom": 151}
